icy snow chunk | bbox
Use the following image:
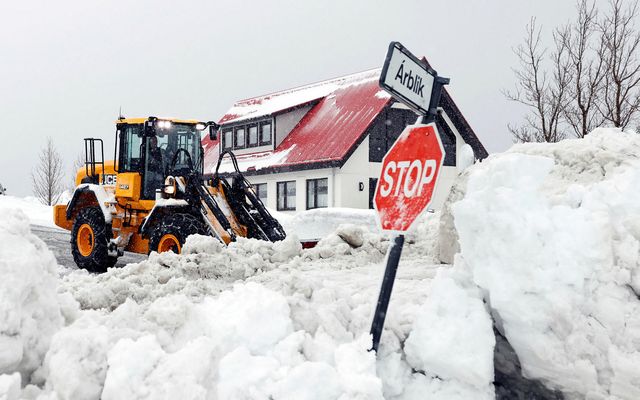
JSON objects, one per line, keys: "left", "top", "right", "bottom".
{"left": 102, "top": 335, "right": 216, "bottom": 400}
{"left": 400, "top": 372, "right": 494, "bottom": 400}
{"left": 201, "top": 282, "right": 293, "bottom": 354}
{"left": 0, "top": 373, "right": 20, "bottom": 400}
{"left": 272, "top": 361, "right": 342, "bottom": 400}
{"left": 404, "top": 271, "right": 494, "bottom": 390}
{"left": 217, "top": 347, "right": 279, "bottom": 399}
{"left": 102, "top": 335, "right": 164, "bottom": 400}
{"left": 0, "top": 209, "right": 66, "bottom": 383}
{"left": 336, "top": 224, "right": 364, "bottom": 248}
{"left": 269, "top": 235, "right": 303, "bottom": 263}
{"left": 456, "top": 143, "right": 475, "bottom": 172}
{"left": 334, "top": 335, "right": 384, "bottom": 399}
{"left": 43, "top": 320, "right": 110, "bottom": 400}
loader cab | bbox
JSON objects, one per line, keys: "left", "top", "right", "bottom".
{"left": 115, "top": 117, "right": 209, "bottom": 200}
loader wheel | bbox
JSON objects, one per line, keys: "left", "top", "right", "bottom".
{"left": 71, "top": 207, "right": 117, "bottom": 273}
{"left": 149, "top": 213, "right": 206, "bottom": 255}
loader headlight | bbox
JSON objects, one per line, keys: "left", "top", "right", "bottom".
{"left": 158, "top": 120, "right": 172, "bottom": 129}
{"left": 195, "top": 123, "right": 206, "bottom": 131}
{"left": 163, "top": 176, "right": 177, "bottom": 197}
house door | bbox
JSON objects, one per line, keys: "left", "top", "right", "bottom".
{"left": 369, "top": 178, "right": 378, "bottom": 209}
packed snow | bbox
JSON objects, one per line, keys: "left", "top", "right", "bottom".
{"left": 449, "top": 128, "right": 640, "bottom": 399}
{"left": 280, "top": 208, "right": 379, "bottom": 241}
{"left": 0, "top": 209, "right": 73, "bottom": 386}
{"left": 0, "top": 196, "right": 58, "bottom": 228}
{"left": 1, "top": 127, "right": 640, "bottom": 399}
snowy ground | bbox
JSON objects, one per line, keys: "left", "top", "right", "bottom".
{"left": 1, "top": 128, "right": 640, "bottom": 399}
{"left": 0, "top": 196, "right": 58, "bottom": 228}
{"left": 1, "top": 204, "right": 449, "bottom": 400}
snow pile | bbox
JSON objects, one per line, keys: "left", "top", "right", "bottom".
{"left": 39, "top": 281, "right": 388, "bottom": 400}
{"left": 281, "top": 207, "right": 440, "bottom": 263}
{"left": 32, "top": 209, "right": 446, "bottom": 399}
{"left": 0, "top": 208, "right": 74, "bottom": 388}
{"left": 282, "top": 207, "right": 378, "bottom": 241}
{"left": 451, "top": 128, "right": 640, "bottom": 399}
{"left": 404, "top": 267, "right": 495, "bottom": 398}
{"left": 62, "top": 234, "right": 303, "bottom": 311}
{"left": 0, "top": 195, "right": 56, "bottom": 228}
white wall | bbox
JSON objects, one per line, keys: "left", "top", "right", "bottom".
{"left": 245, "top": 167, "right": 334, "bottom": 213}
{"left": 274, "top": 105, "right": 313, "bottom": 147}
{"left": 243, "top": 108, "right": 474, "bottom": 214}
{"left": 334, "top": 136, "right": 372, "bottom": 209}
{"left": 332, "top": 115, "right": 467, "bottom": 211}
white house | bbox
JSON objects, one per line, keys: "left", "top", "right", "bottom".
{"left": 202, "top": 68, "right": 487, "bottom": 213}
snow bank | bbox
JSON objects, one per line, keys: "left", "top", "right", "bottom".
{"left": 39, "top": 282, "right": 390, "bottom": 400}
{"left": 61, "top": 234, "right": 303, "bottom": 311}
{"left": 0, "top": 209, "right": 73, "bottom": 386}
{"left": 404, "top": 267, "right": 494, "bottom": 397}
{"left": 281, "top": 206, "right": 440, "bottom": 264}
{"left": 282, "top": 207, "right": 378, "bottom": 241}
{"left": 0, "top": 196, "right": 56, "bottom": 228}
{"left": 36, "top": 208, "right": 446, "bottom": 399}
{"left": 451, "top": 129, "right": 640, "bottom": 399}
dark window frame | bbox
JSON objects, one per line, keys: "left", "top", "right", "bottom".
{"left": 247, "top": 124, "right": 259, "bottom": 148}
{"left": 234, "top": 127, "right": 246, "bottom": 149}
{"left": 254, "top": 182, "right": 267, "bottom": 202}
{"left": 277, "top": 180, "right": 296, "bottom": 211}
{"left": 222, "top": 129, "right": 233, "bottom": 150}
{"left": 116, "top": 124, "right": 145, "bottom": 174}
{"left": 306, "top": 178, "right": 328, "bottom": 210}
{"left": 259, "top": 121, "right": 272, "bottom": 146}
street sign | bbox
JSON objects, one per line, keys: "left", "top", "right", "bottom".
{"left": 380, "top": 42, "right": 446, "bottom": 116}
{"left": 374, "top": 123, "right": 444, "bottom": 232}
{"left": 370, "top": 42, "right": 449, "bottom": 353}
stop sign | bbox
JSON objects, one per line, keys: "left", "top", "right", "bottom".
{"left": 374, "top": 123, "right": 444, "bottom": 232}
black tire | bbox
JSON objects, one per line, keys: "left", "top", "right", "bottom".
{"left": 148, "top": 213, "right": 207, "bottom": 254}
{"left": 71, "top": 207, "right": 118, "bottom": 273}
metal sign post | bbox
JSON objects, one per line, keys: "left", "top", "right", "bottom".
{"left": 370, "top": 41, "right": 449, "bottom": 352}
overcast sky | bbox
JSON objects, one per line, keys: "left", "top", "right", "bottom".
{"left": 0, "top": 0, "right": 578, "bottom": 196}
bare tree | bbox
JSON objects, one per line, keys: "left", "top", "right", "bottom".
{"left": 598, "top": 0, "right": 640, "bottom": 129}
{"left": 70, "top": 152, "right": 85, "bottom": 190}
{"left": 559, "top": 0, "right": 607, "bottom": 138}
{"left": 32, "top": 137, "right": 65, "bottom": 205}
{"left": 505, "top": 18, "right": 572, "bottom": 142}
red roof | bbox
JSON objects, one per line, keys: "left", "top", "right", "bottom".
{"left": 203, "top": 69, "right": 392, "bottom": 174}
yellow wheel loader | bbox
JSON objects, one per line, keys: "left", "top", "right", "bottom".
{"left": 53, "top": 116, "right": 286, "bottom": 272}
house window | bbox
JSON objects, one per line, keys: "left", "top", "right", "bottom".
{"left": 234, "top": 127, "right": 246, "bottom": 148}
{"left": 260, "top": 122, "right": 272, "bottom": 145}
{"left": 248, "top": 125, "right": 259, "bottom": 147}
{"left": 277, "top": 181, "right": 296, "bottom": 211}
{"left": 254, "top": 183, "right": 267, "bottom": 202}
{"left": 306, "top": 178, "right": 328, "bottom": 209}
{"left": 223, "top": 130, "right": 233, "bottom": 150}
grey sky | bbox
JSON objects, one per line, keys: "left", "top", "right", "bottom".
{"left": 0, "top": 0, "right": 577, "bottom": 196}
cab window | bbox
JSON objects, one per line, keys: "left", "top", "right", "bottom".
{"left": 118, "top": 125, "right": 143, "bottom": 172}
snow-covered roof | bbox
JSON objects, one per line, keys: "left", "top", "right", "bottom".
{"left": 204, "top": 69, "right": 392, "bottom": 174}
{"left": 203, "top": 64, "right": 487, "bottom": 175}
{"left": 218, "top": 69, "right": 388, "bottom": 125}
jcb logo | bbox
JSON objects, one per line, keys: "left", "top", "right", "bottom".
{"left": 103, "top": 174, "right": 117, "bottom": 186}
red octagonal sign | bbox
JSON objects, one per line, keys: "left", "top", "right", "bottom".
{"left": 374, "top": 123, "right": 445, "bottom": 232}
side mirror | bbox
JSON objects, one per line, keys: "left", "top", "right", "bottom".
{"left": 208, "top": 122, "right": 219, "bottom": 141}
